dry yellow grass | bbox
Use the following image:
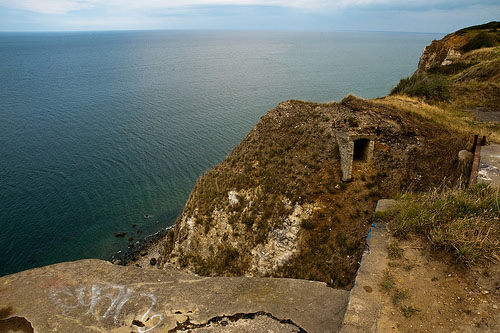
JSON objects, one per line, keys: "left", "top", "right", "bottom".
{"left": 373, "top": 95, "right": 500, "bottom": 143}
{"left": 384, "top": 184, "right": 500, "bottom": 265}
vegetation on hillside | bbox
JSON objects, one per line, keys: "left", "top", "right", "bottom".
{"left": 383, "top": 184, "right": 500, "bottom": 265}
{"left": 382, "top": 22, "right": 500, "bottom": 274}
{"left": 390, "top": 74, "right": 450, "bottom": 101}
{"left": 157, "top": 96, "right": 468, "bottom": 289}
{"left": 456, "top": 21, "right": 500, "bottom": 34}
{"left": 462, "top": 31, "right": 499, "bottom": 52}
{"left": 391, "top": 23, "right": 500, "bottom": 111}
{"left": 135, "top": 23, "right": 499, "bottom": 291}
{"left": 374, "top": 95, "right": 500, "bottom": 143}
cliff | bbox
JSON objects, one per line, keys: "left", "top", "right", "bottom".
{"left": 395, "top": 21, "right": 500, "bottom": 110}
{"left": 129, "top": 23, "right": 500, "bottom": 289}
{"left": 417, "top": 22, "right": 500, "bottom": 72}
{"left": 139, "top": 96, "right": 468, "bottom": 289}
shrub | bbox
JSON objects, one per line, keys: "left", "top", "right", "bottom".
{"left": 392, "top": 290, "right": 408, "bottom": 305}
{"left": 300, "top": 219, "right": 316, "bottom": 230}
{"left": 347, "top": 116, "right": 359, "bottom": 127}
{"left": 241, "top": 213, "right": 254, "bottom": 229}
{"left": 387, "top": 243, "right": 404, "bottom": 259}
{"left": 427, "top": 62, "right": 473, "bottom": 75}
{"left": 391, "top": 74, "right": 450, "bottom": 101}
{"left": 462, "top": 32, "right": 498, "bottom": 52}
{"left": 193, "top": 245, "right": 246, "bottom": 276}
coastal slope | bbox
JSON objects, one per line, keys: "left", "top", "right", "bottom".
{"left": 134, "top": 22, "right": 500, "bottom": 288}
{"left": 144, "top": 96, "right": 468, "bottom": 289}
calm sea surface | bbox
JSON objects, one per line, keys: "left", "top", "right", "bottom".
{"left": 0, "top": 30, "right": 441, "bottom": 276}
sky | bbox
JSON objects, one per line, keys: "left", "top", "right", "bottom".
{"left": 0, "top": 0, "right": 498, "bottom": 33}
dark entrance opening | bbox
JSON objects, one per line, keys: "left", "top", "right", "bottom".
{"left": 353, "top": 138, "right": 370, "bottom": 162}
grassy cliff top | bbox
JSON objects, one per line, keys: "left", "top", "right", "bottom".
{"left": 393, "top": 22, "right": 500, "bottom": 112}
{"left": 155, "top": 95, "right": 469, "bottom": 288}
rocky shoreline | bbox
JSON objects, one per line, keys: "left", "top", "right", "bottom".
{"left": 111, "top": 225, "right": 173, "bottom": 266}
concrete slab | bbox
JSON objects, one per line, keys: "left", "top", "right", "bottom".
{"left": 0, "top": 259, "right": 349, "bottom": 333}
{"left": 340, "top": 200, "right": 391, "bottom": 332}
{"left": 478, "top": 144, "right": 500, "bottom": 187}
{"left": 375, "top": 199, "right": 396, "bottom": 214}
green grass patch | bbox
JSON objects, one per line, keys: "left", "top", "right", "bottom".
{"left": 462, "top": 31, "right": 500, "bottom": 52}
{"left": 391, "top": 74, "right": 450, "bottom": 102}
{"left": 387, "top": 243, "right": 404, "bottom": 259}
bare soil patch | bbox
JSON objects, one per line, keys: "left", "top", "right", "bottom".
{"left": 378, "top": 236, "right": 500, "bottom": 332}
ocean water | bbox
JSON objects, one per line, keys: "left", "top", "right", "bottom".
{"left": 0, "top": 30, "right": 442, "bottom": 276}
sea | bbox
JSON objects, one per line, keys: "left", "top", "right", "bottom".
{"left": 0, "top": 30, "right": 442, "bottom": 276}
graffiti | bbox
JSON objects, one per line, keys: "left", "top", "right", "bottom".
{"left": 49, "top": 284, "right": 163, "bottom": 332}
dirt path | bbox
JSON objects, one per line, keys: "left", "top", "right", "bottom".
{"left": 468, "top": 108, "right": 500, "bottom": 123}
{"left": 377, "top": 237, "right": 500, "bottom": 332}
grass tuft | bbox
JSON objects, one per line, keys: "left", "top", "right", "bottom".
{"left": 392, "top": 290, "right": 408, "bottom": 305}
{"left": 401, "top": 306, "right": 420, "bottom": 318}
{"left": 387, "top": 243, "right": 404, "bottom": 259}
{"left": 380, "top": 270, "right": 395, "bottom": 292}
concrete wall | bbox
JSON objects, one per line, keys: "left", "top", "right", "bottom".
{"left": 335, "top": 132, "right": 375, "bottom": 181}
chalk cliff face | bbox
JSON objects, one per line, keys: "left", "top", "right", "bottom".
{"left": 417, "top": 21, "right": 500, "bottom": 74}
{"left": 149, "top": 96, "right": 467, "bottom": 288}
{"left": 416, "top": 33, "right": 468, "bottom": 73}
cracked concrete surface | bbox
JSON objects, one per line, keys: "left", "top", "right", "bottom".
{"left": 0, "top": 259, "right": 349, "bottom": 332}
{"left": 171, "top": 312, "right": 305, "bottom": 332}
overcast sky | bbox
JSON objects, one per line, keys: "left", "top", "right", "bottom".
{"left": 0, "top": 0, "right": 498, "bottom": 32}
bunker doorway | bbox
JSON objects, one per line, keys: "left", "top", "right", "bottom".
{"left": 353, "top": 138, "right": 371, "bottom": 162}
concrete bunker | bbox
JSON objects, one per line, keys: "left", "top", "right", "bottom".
{"left": 334, "top": 132, "right": 375, "bottom": 182}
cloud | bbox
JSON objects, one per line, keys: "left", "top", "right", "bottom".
{"left": 0, "top": 0, "right": 497, "bottom": 15}
{"left": 0, "top": 0, "right": 95, "bottom": 14}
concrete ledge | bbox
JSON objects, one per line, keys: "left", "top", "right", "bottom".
{"left": 0, "top": 259, "right": 349, "bottom": 333}
{"left": 340, "top": 199, "right": 394, "bottom": 332}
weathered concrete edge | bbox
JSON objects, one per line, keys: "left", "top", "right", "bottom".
{"left": 0, "top": 259, "right": 350, "bottom": 333}
{"left": 340, "top": 199, "right": 394, "bottom": 332}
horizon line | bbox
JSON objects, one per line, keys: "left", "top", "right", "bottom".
{"left": 0, "top": 28, "right": 447, "bottom": 34}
